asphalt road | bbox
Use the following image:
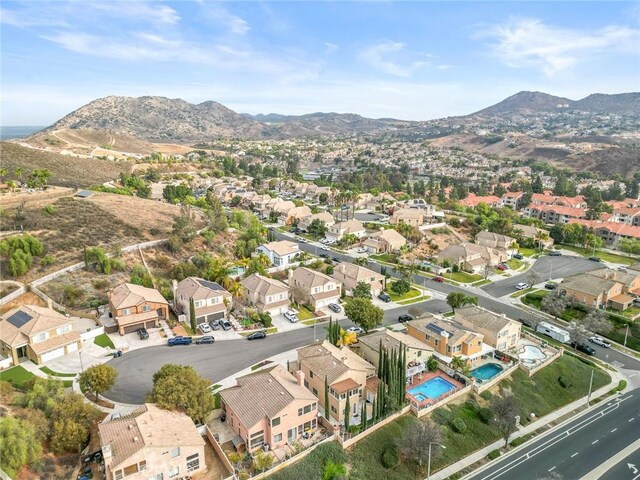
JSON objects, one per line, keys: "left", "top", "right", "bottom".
{"left": 466, "top": 389, "right": 640, "bottom": 480}
{"left": 600, "top": 445, "right": 640, "bottom": 480}
{"left": 481, "top": 255, "right": 602, "bottom": 298}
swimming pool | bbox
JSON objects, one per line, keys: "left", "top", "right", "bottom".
{"left": 470, "top": 363, "right": 503, "bottom": 381}
{"left": 519, "top": 345, "right": 546, "bottom": 362}
{"left": 408, "top": 376, "right": 456, "bottom": 402}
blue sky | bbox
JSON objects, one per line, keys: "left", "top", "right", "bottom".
{"left": 2, "top": 1, "right": 639, "bottom": 125}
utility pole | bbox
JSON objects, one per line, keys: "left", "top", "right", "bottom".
{"left": 586, "top": 369, "right": 594, "bottom": 406}
{"left": 427, "top": 443, "right": 446, "bottom": 480}
{"left": 624, "top": 324, "right": 630, "bottom": 348}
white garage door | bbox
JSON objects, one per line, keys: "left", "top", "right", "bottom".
{"left": 66, "top": 343, "right": 78, "bottom": 353}
{"left": 41, "top": 347, "right": 66, "bottom": 362}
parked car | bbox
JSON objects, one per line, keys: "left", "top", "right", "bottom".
{"left": 209, "top": 320, "right": 221, "bottom": 330}
{"left": 357, "top": 247, "right": 368, "bottom": 254}
{"left": 196, "top": 335, "right": 215, "bottom": 344}
{"left": 220, "top": 319, "right": 232, "bottom": 331}
{"left": 168, "top": 336, "right": 192, "bottom": 346}
{"left": 398, "top": 314, "right": 413, "bottom": 323}
{"left": 332, "top": 257, "right": 342, "bottom": 263}
{"left": 346, "top": 326, "right": 364, "bottom": 334}
{"left": 199, "top": 323, "right": 212, "bottom": 334}
{"left": 319, "top": 246, "right": 330, "bottom": 252}
{"left": 515, "top": 282, "right": 529, "bottom": 290}
{"left": 378, "top": 292, "right": 391, "bottom": 302}
{"left": 544, "top": 282, "right": 558, "bottom": 290}
{"left": 496, "top": 264, "right": 508, "bottom": 271}
{"left": 247, "top": 330, "right": 267, "bottom": 340}
{"left": 517, "top": 317, "right": 534, "bottom": 328}
{"left": 512, "top": 253, "right": 524, "bottom": 260}
{"left": 572, "top": 342, "right": 596, "bottom": 356}
{"left": 328, "top": 303, "right": 342, "bottom": 313}
{"left": 319, "top": 253, "right": 329, "bottom": 259}
{"left": 589, "top": 336, "right": 611, "bottom": 348}
{"left": 549, "top": 251, "right": 562, "bottom": 256}
{"left": 283, "top": 310, "right": 299, "bottom": 323}
{"left": 588, "top": 256, "right": 602, "bottom": 262}
{"left": 433, "top": 276, "right": 445, "bottom": 283}
{"left": 137, "top": 327, "right": 149, "bottom": 340}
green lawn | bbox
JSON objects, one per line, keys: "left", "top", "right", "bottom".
{"left": 93, "top": 333, "right": 115, "bottom": 349}
{"left": 371, "top": 253, "right": 399, "bottom": 264}
{"left": 606, "top": 306, "right": 640, "bottom": 319}
{"left": 507, "top": 259, "right": 524, "bottom": 270}
{"left": 449, "top": 271, "right": 484, "bottom": 283}
{"left": 521, "top": 290, "right": 549, "bottom": 309}
{"left": 518, "top": 247, "right": 537, "bottom": 257}
{"left": 0, "top": 365, "right": 35, "bottom": 389}
{"left": 268, "top": 442, "right": 347, "bottom": 480}
{"left": 397, "top": 295, "right": 430, "bottom": 305}
{"left": 40, "top": 366, "right": 77, "bottom": 377}
{"left": 471, "top": 279, "right": 492, "bottom": 287}
{"left": 559, "top": 245, "right": 635, "bottom": 265}
{"left": 386, "top": 283, "right": 422, "bottom": 302}
{"left": 296, "top": 306, "right": 316, "bottom": 321}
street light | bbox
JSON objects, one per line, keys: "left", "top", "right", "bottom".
{"left": 624, "top": 324, "right": 630, "bottom": 348}
{"left": 428, "top": 442, "right": 446, "bottom": 480}
{"left": 79, "top": 350, "right": 84, "bottom": 373}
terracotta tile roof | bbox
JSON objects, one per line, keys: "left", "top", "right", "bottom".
{"left": 297, "top": 340, "right": 375, "bottom": 386}
{"left": 365, "top": 376, "right": 381, "bottom": 391}
{"left": 175, "top": 277, "right": 231, "bottom": 302}
{"left": 357, "top": 329, "right": 433, "bottom": 353}
{"left": 454, "top": 305, "right": 517, "bottom": 333}
{"left": 330, "top": 263, "right": 384, "bottom": 284}
{"left": 291, "top": 267, "right": 334, "bottom": 289}
{"left": 260, "top": 240, "right": 299, "bottom": 257}
{"left": 241, "top": 274, "right": 289, "bottom": 298}
{"left": 331, "top": 378, "right": 359, "bottom": 394}
{"left": 0, "top": 305, "right": 74, "bottom": 347}
{"left": 30, "top": 331, "right": 80, "bottom": 355}
{"left": 609, "top": 293, "right": 634, "bottom": 304}
{"left": 568, "top": 220, "right": 640, "bottom": 239}
{"left": 115, "top": 310, "right": 159, "bottom": 328}
{"left": 109, "top": 283, "right": 168, "bottom": 310}
{"left": 459, "top": 194, "right": 500, "bottom": 207}
{"left": 527, "top": 203, "right": 586, "bottom": 217}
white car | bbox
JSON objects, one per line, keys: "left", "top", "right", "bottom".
{"left": 357, "top": 247, "right": 368, "bottom": 254}
{"left": 346, "top": 326, "right": 364, "bottom": 334}
{"left": 319, "top": 246, "right": 330, "bottom": 251}
{"left": 589, "top": 336, "right": 611, "bottom": 348}
{"left": 199, "top": 323, "right": 212, "bottom": 334}
{"left": 515, "top": 282, "right": 529, "bottom": 290}
{"left": 283, "top": 310, "right": 299, "bottom": 323}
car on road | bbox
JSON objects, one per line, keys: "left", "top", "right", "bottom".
{"left": 299, "top": 238, "right": 309, "bottom": 243}
{"left": 572, "top": 342, "right": 596, "bottom": 356}
{"left": 549, "top": 251, "right": 562, "bottom": 256}
{"left": 195, "top": 335, "right": 215, "bottom": 344}
{"left": 328, "top": 303, "right": 342, "bottom": 313}
{"left": 588, "top": 256, "right": 602, "bottom": 262}
{"left": 346, "top": 326, "right": 364, "bottom": 334}
{"left": 589, "top": 336, "right": 611, "bottom": 348}
{"left": 247, "top": 330, "right": 267, "bottom": 340}
{"left": 220, "top": 319, "right": 233, "bottom": 331}
{"left": 319, "top": 253, "right": 329, "bottom": 259}
{"left": 515, "top": 282, "right": 529, "bottom": 290}
{"left": 137, "top": 327, "right": 149, "bottom": 340}
{"left": 433, "top": 276, "right": 445, "bottom": 283}
{"left": 291, "top": 228, "right": 301, "bottom": 234}
{"left": 398, "top": 314, "right": 413, "bottom": 323}
{"left": 512, "top": 253, "right": 524, "bottom": 260}
{"left": 378, "top": 292, "right": 391, "bottom": 302}
{"left": 332, "top": 257, "right": 342, "bottom": 263}
{"left": 319, "top": 246, "right": 330, "bottom": 251}
{"left": 198, "top": 323, "right": 212, "bottom": 334}
{"left": 168, "top": 336, "right": 192, "bottom": 346}
{"left": 283, "top": 310, "right": 299, "bottom": 323}
{"left": 544, "top": 282, "right": 558, "bottom": 290}
{"left": 209, "top": 320, "right": 220, "bottom": 330}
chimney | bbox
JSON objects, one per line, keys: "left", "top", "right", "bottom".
{"left": 102, "top": 444, "right": 112, "bottom": 461}
{"left": 295, "top": 370, "right": 305, "bottom": 387}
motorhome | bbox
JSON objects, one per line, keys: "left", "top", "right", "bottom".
{"left": 535, "top": 321, "right": 570, "bottom": 344}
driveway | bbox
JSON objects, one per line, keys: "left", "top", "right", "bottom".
{"left": 481, "top": 254, "right": 602, "bottom": 298}
{"left": 271, "top": 313, "right": 306, "bottom": 332}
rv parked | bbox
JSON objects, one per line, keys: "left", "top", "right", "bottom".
{"left": 535, "top": 321, "right": 570, "bottom": 344}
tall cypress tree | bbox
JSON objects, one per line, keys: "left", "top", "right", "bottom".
{"left": 344, "top": 396, "right": 351, "bottom": 430}
{"left": 360, "top": 403, "right": 366, "bottom": 432}
{"left": 377, "top": 340, "right": 384, "bottom": 377}
{"left": 189, "top": 298, "right": 197, "bottom": 333}
{"left": 324, "top": 375, "right": 330, "bottom": 421}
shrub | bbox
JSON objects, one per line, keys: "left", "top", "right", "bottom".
{"left": 166, "top": 235, "right": 183, "bottom": 253}
{"left": 451, "top": 417, "right": 467, "bottom": 433}
{"left": 40, "top": 254, "right": 55, "bottom": 267}
{"left": 478, "top": 407, "right": 492, "bottom": 424}
{"left": 433, "top": 407, "right": 454, "bottom": 425}
{"left": 480, "top": 390, "right": 493, "bottom": 401}
{"left": 510, "top": 437, "right": 526, "bottom": 448}
{"left": 390, "top": 279, "right": 411, "bottom": 295}
{"left": 487, "top": 449, "right": 501, "bottom": 460}
{"left": 43, "top": 205, "right": 56, "bottom": 215}
{"left": 326, "top": 265, "right": 334, "bottom": 275}
{"left": 427, "top": 356, "right": 438, "bottom": 372}
{"left": 558, "top": 376, "right": 572, "bottom": 389}
{"left": 381, "top": 447, "right": 399, "bottom": 469}
{"left": 92, "top": 279, "right": 108, "bottom": 290}
{"left": 260, "top": 313, "right": 272, "bottom": 328}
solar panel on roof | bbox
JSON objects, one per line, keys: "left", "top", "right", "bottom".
{"left": 7, "top": 310, "right": 33, "bottom": 329}
{"left": 426, "top": 322, "right": 453, "bottom": 337}
{"left": 196, "top": 279, "right": 224, "bottom": 291}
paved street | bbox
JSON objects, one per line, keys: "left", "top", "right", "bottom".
{"left": 466, "top": 389, "right": 640, "bottom": 480}
{"left": 481, "top": 254, "right": 602, "bottom": 298}
{"left": 599, "top": 445, "right": 640, "bottom": 480}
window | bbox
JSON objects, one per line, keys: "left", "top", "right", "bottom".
{"left": 171, "top": 447, "right": 180, "bottom": 458}
{"left": 271, "top": 417, "right": 281, "bottom": 427}
{"left": 312, "top": 387, "right": 318, "bottom": 396}
{"left": 146, "top": 474, "right": 163, "bottom": 480}
{"left": 122, "top": 308, "right": 131, "bottom": 316}
{"left": 123, "top": 464, "right": 139, "bottom": 476}
{"left": 142, "top": 305, "right": 151, "bottom": 312}
{"left": 32, "top": 332, "right": 47, "bottom": 343}
{"left": 168, "top": 466, "right": 179, "bottom": 478}
{"left": 304, "top": 380, "right": 309, "bottom": 388}
{"left": 309, "top": 370, "right": 314, "bottom": 378}
{"left": 417, "top": 350, "right": 422, "bottom": 357}
{"left": 250, "top": 430, "right": 265, "bottom": 448}
{"left": 139, "top": 460, "right": 147, "bottom": 470}
{"left": 115, "top": 471, "right": 123, "bottom": 480}
{"left": 56, "top": 324, "right": 71, "bottom": 335}
{"left": 273, "top": 433, "right": 283, "bottom": 443}
{"left": 331, "top": 405, "right": 337, "bottom": 414}
{"left": 186, "top": 454, "right": 200, "bottom": 473}
{"left": 194, "top": 301, "right": 203, "bottom": 308}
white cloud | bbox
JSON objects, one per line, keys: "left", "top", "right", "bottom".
{"left": 359, "top": 41, "right": 430, "bottom": 77}
{"left": 200, "top": 4, "right": 250, "bottom": 35}
{"left": 324, "top": 42, "right": 339, "bottom": 55}
{"left": 480, "top": 17, "right": 640, "bottom": 76}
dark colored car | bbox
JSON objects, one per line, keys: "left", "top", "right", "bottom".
{"left": 209, "top": 320, "right": 221, "bottom": 330}
{"left": 549, "top": 251, "right": 562, "bottom": 256}
{"left": 572, "top": 342, "right": 596, "bottom": 356}
{"left": 332, "top": 257, "right": 342, "bottom": 263}
{"left": 220, "top": 319, "right": 233, "bottom": 331}
{"left": 168, "top": 336, "right": 192, "bottom": 346}
{"left": 544, "top": 283, "right": 558, "bottom": 290}
{"left": 378, "top": 293, "right": 391, "bottom": 303}
{"left": 517, "top": 317, "right": 534, "bottom": 328}
{"left": 433, "top": 276, "right": 445, "bottom": 282}
{"left": 512, "top": 253, "right": 524, "bottom": 260}
{"left": 137, "top": 327, "right": 149, "bottom": 340}
{"left": 196, "top": 335, "right": 215, "bottom": 344}
{"left": 398, "top": 314, "right": 414, "bottom": 323}
{"left": 319, "top": 253, "right": 329, "bottom": 259}
{"left": 328, "top": 303, "right": 342, "bottom": 313}
{"left": 247, "top": 330, "right": 267, "bottom": 340}
{"left": 588, "top": 256, "right": 602, "bottom": 262}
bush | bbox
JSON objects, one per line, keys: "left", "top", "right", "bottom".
{"left": 487, "top": 449, "right": 501, "bottom": 460}
{"left": 478, "top": 407, "right": 492, "bottom": 424}
{"left": 558, "top": 376, "right": 572, "bottom": 389}
{"left": 326, "top": 265, "right": 334, "bottom": 275}
{"left": 510, "top": 437, "right": 526, "bottom": 448}
{"left": 390, "top": 279, "right": 411, "bottom": 295}
{"left": 381, "top": 447, "right": 399, "bottom": 469}
{"left": 451, "top": 417, "right": 467, "bottom": 433}
{"left": 43, "top": 205, "right": 56, "bottom": 215}
{"left": 480, "top": 390, "right": 493, "bottom": 401}
{"left": 260, "top": 313, "right": 273, "bottom": 328}
{"left": 427, "top": 356, "right": 438, "bottom": 372}
{"left": 433, "top": 407, "right": 454, "bottom": 426}
{"left": 40, "top": 254, "right": 55, "bottom": 267}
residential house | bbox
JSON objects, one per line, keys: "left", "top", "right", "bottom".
{"left": 500, "top": 191, "right": 524, "bottom": 210}
{"left": 530, "top": 193, "right": 587, "bottom": 209}
{"left": 289, "top": 267, "right": 341, "bottom": 310}
{"left": 568, "top": 219, "right": 640, "bottom": 247}
{"left": 610, "top": 207, "right": 640, "bottom": 227}
{"left": 325, "top": 219, "right": 366, "bottom": 242}
{"left": 437, "top": 242, "right": 507, "bottom": 273}
{"left": 285, "top": 205, "right": 313, "bottom": 225}
{"left": 174, "top": 277, "right": 232, "bottom": 326}
{"left": 264, "top": 199, "right": 296, "bottom": 221}
{"left": 363, "top": 228, "right": 407, "bottom": 253}
{"left": 514, "top": 225, "right": 554, "bottom": 248}
{"left": 220, "top": 365, "right": 318, "bottom": 451}
{"left": 406, "top": 316, "right": 487, "bottom": 365}
{"left": 454, "top": 306, "right": 521, "bottom": 351}
{"left": 459, "top": 194, "right": 501, "bottom": 208}
{"left": 240, "top": 274, "right": 290, "bottom": 315}
{"left": 356, "top": 329, "right": 434, "bottom": 369}
{"left": 391, "top": 208, "right": 424, "bottom": 228}
{"left": 330, "top": 263, "right": 386, "bottom": 296}
{"left": 108, "top": 283, "right": 169, "bottom": 335}
{"left": 523, "top": 203, "right": 587, "bottom": 225}
{"left": 256, "top": 240, "right": 300, "bottom": 267}
{"left": 298, "top": 211, "right": 335, "bottom": 231}
{"left": 0, "top": 305, "right": 81, "bottom": 365}
{"left": 475, "top": 231, "right": 516, "bottom": 255}
{"left": 560, "top": 272, "right": 632, "bottom": 311}
{"left": 99, "top": 403, "right": 205, "bottom": 480}
{"left": 296, "top": 341, "right": 378, "bottom": 425}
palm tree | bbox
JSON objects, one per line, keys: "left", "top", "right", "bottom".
{"left": 535, "top": 230, "right": 549, "bottom": 252}
{"left": 450, "top": 356, "right": 466, "bottom": 372}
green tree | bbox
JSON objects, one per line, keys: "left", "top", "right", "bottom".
{"left": 147, "top": 364, "right": 216, "bottom": 422}
{"left": 344, "top": 298, "right": 383, "bottom": 332}
{"left": 172, "top": 205, "right": 198, "bottom": 242}
{"left": 352, "top": 281, "right": 372, "bottom": 299}
{"left": 0, "top": 416, "right": 42, "bottom": 477}
{"left": 49, "top": 393, "right": 102, "bottom": 454}
{"left": 308, "top": 219, "right": 328, "bottom": 237}
{"left": 253, "top": 451, "right": 274, "bottom": 472}
{"left": 323, "top": 460, "right": 347, "bottom": 480}
{"left": 189, "top": 298, "right": 197, "bottom": 333}
{"left": 446, "top": 292, "right": 478, "bottom": 312}
{"left": 319, "top": 192, "right": 329, "bottom": 204}
{"left": 344, "top": 395, "right": 350, "bottom": 430}
{"left": 21, "top": 378, "right": 66, "bottom": 415}
{"left": 79, "top": 364, "right": 118, "bottom": 402}
{"left": 206, "top": 193, "right": 229, "bottom": 233}
{"left": 324, "top": 375, "right": 330, "bottom": 422}
{"left": 391, "top": 279, "right": 411, "bottom": 295}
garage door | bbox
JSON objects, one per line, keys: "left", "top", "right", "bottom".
{"left": 66, "top": 343, "right": 78, "bottom": 354}
{"left": 123, "top": 324, "right": 142, "bottom": 334}
{"left": 206, "top": 312, "right": 224, "bottom": 322}
{"left": 41, "top": 347, "right": 66, "bottom": 363}
{"left": 144, "top": 321, "right": 156, "bottom": 329}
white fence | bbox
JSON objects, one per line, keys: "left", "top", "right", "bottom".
{"left": 0, "top": 357, "right": 14, "bottom": 370}
{"left": 80, "top": 326, "right": 105, "bottom": 342}
{"left": 0, "top": 285, "right": 26, "bottom": 306}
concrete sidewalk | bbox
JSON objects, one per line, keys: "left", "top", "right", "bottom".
{"left": 432, "top": 369, "right": 628, "bottom": 480}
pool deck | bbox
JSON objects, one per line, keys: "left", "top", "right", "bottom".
{"left": 406, "top": 370, "right": 465, "bottom": 409}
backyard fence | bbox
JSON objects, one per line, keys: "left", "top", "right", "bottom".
{"left": 251, "top": 436, "right": 336, "bottom": 480}
{"left": 338, "top": 405, "right": 411, "bottom": 448}
{"left": 80, "top": 326, "right": 105, "bottom": 342}
{"left": 472, "top": 362, "right": 519, "bottom": 394}
{"left": 411, "top": 385, "right": 473, "bottom": 418}
{"left": 0, "top": 285, "right": 26, "bottom": 306}
{"left": 204, "top": 425, "right": 235, "bottom": 478}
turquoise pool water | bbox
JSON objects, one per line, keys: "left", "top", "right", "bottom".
{"left": 470, "top": 363, "right": 503, "bottom": 381}
{"left": 408, "top": 376, "right": 456, "bottom": 402}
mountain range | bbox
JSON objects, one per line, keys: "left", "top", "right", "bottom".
{"left": 38, "top": 91, "right": 639, "bottom": 143}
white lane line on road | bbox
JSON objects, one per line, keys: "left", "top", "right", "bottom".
{"left": 571, "top": 452, "right": 579, "bottom": 458}
{"left": 630, "top": 418, "right": 635, "bottom": 422}
{"left": 611, "top": 428, "right": 617, "bottom": 433}
{"left": 548, "top": 467, "right": 556, "bottom": 472}
{"left": 592, "top": 440, "right": 598, "bottom": 445}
